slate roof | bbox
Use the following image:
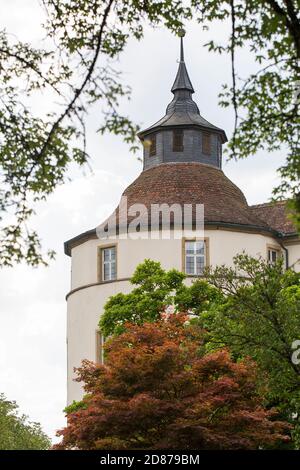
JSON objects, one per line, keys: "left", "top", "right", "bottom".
{"left": 138, "top": 36, "right": 227, "bottom": 143}
{"left": 171, "top": 36, "right": 194, "bottom": 93}
{"left": 140, "top": 109, "right": 227, "bottom": 140}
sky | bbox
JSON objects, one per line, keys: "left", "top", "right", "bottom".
{"left": 0, "top": 1, "right": 287, "bottom": 442}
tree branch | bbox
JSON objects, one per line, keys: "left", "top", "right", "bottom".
{"left": 37, "top": 0, "right": 115, "bottom": 161}
{"left": 265, "top": 0, "right": 300, "bottom": 59}
{"left": 230, "top": 0, "right": 238, "bottom": 158}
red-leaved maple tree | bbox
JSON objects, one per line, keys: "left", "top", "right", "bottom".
{"left": 55, "top": 315, "right": 290, "bottom": 450}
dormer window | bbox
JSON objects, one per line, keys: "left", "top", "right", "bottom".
{"left": 202, "top": 132, "right": 211, "bottom": 155}
{"left": 173, "top": 129, "right": 184, "bottom": 152}
{"left": 149, "top": 134, "right": 156, "bottom": 156}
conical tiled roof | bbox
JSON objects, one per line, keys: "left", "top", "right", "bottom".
{"left": 116, "top": 163, "right": 269, "bottom": 229}
{"left": 64, "top": 164, "right": 294, "bottom": 256}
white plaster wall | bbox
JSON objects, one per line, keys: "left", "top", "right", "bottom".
{"left": 288, "top": 243, "right": 300, "bottom": 272}
{"left": 70, "top": 229, "right": 283, "bottom": 290}
{"left": 71, "top": 240, "right": 99, "bottom": 290}
{"left": 67, "top": 280, "right": 132, "bottom": 403}
{"left": 67, "top": 229, "right": 300, "bottom": 403}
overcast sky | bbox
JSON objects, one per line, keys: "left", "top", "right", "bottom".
{"left": 0, "top": 1, "right": 286, "bottom": 442}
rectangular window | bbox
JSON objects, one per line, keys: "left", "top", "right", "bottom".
{"left": 173, "top": 129, "right": 184, "bottom": 152}
{"left": 95, "top": 331, "right": 104, "bottom": 364}
{"left": 149, "top": 134, "right": 156, "bottom": 156}
{"left": 268, "top": 248, "right": 279, "bottom": 265}
{"left": 185, "top": 240, "right": 206, "bottom": 275}
{"left": 202, "top": 132, "right": 211, "bottom": 155}
{"left": 102, "top": 246, "right": 116, "bottom": 281}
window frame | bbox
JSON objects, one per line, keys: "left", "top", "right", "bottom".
{"left": 98, "top": 244, "right": 117, "bottom": 282}
{"left": 202, "top": 132, "right": 211, "bottom": 155}
{"left": 182, "top": 238, "right": 209, "bottom": 276}
{"left": 149, "top": 133, "right": 157, "bottom": 157}
{"left": 267, "top": 244, "right": 281, "bottom": 265}
{"left": 173, "top": 129, "right": 184, "bottom": 152}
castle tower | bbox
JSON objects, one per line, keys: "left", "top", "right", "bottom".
{"left": 65, "top": 34, "right": 299, "bottom": 403}
{"left": 139, "top": 32, "right": 226, "bottom": 171}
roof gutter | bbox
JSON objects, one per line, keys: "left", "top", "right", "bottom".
{"left": 278, "top": 239, "right": 289, "bottom": 270}
{"left": 138, "top": 123, "right": 228, "bottom": 144}
{"left": 64, "top": 221, "right": 282, "bottom": 257}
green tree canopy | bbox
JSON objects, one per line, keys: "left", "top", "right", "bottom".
{"left": 200, "top": 254, "right": 300, "bottom": 446}
{"left": 99, "top": 255, "right": 300, "bottom": 447}
{"left": 0, "top": 393, "right": 50, "bottom": 450}
{"left": 99, "top": 259, "right": 222, "bottom": 336}
{"left": 0, "top": 0, "right": 299, "bottom": 266}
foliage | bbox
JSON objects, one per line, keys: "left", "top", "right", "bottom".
{"left": 1, "top": 0, "right": 299, "bottom": 265}
{"left": 55, "top": 316, "right": 289, "bottom": 450}
{"left": 0, "top": 393, "right": 50, "bottom": 449}
{"left": 175, "top": 276, "right": 224, "bottom": 314}
{"left": 192, "top": 0, "right": 300, "bottom": 222}
{"left": 99, "top": 259, "right": 222, "bottom": 336}
{"left": 0, "top": 0, "right": 190, "bottom": 266}
{"left": 200, "top": 254, "right": 300, "bottom": 446}
{"left": 99, "top": 255, "right": 300, "bottom": 446}
{"left": 64, "top": 400, "right": 87, "bottom": 415}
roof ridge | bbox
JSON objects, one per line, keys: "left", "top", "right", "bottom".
{"left": 250, "top": 201, "right": 287, "bottom": 209}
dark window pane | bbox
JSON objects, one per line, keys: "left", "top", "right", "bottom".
{"left": 268, "top": 249, "right": 278, "bottom": 265}
{"left": 196, "top": 256, "right": 205, "bottom": 274}
{"left": 102, "top": 246, "right": 117, "bottom": 280}
{"left": 149, "top": 134, "right": 156, "bottom": 156}
{"left": 103, "top": 263, "right": 110, "bottom": 280}
{"left": 111, "top": 261, "right": 116, "bottom": 278}
{"left": 202, "top": 132, "right": 211, "bottom": 155}
{"left": 185, "top": 241, "right": 195, "bottom": 255}
{"left": 103, "top": 248, "right": 110, "bottom": 261}
{"left": 186, "top": 256, "right": 195, "bottom": 274}
{"left": 173, "top": 129, "right": 184, "bottom": 152}
{"left": 195, "top": 241, "right": 204, "bottom": 254}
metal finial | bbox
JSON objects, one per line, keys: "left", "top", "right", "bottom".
{"left": 178, "top": 28, "right": 185, "bottom": 62}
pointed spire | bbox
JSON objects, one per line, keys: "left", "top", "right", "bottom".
{"left": 138, "top": 32, "right": 227, "bottom": 147}
{"left": 180, "top": 35, "right": 184, "bottom": 61}
{"left": 171, "top": 30, "right": 194, "bottom": 94}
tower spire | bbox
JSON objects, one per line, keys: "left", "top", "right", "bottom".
{"left": 138, "top": 31, "right": 227, "bottom": 153}
{"left": 180, "top": 34, "right": 184, "bottom": 62}
{"left": 171, "top": 29, "right": 194, "bottom": 94}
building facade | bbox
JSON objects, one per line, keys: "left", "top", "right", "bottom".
{"left": 65, "top": 36, "right": 300, "bottom": 403}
